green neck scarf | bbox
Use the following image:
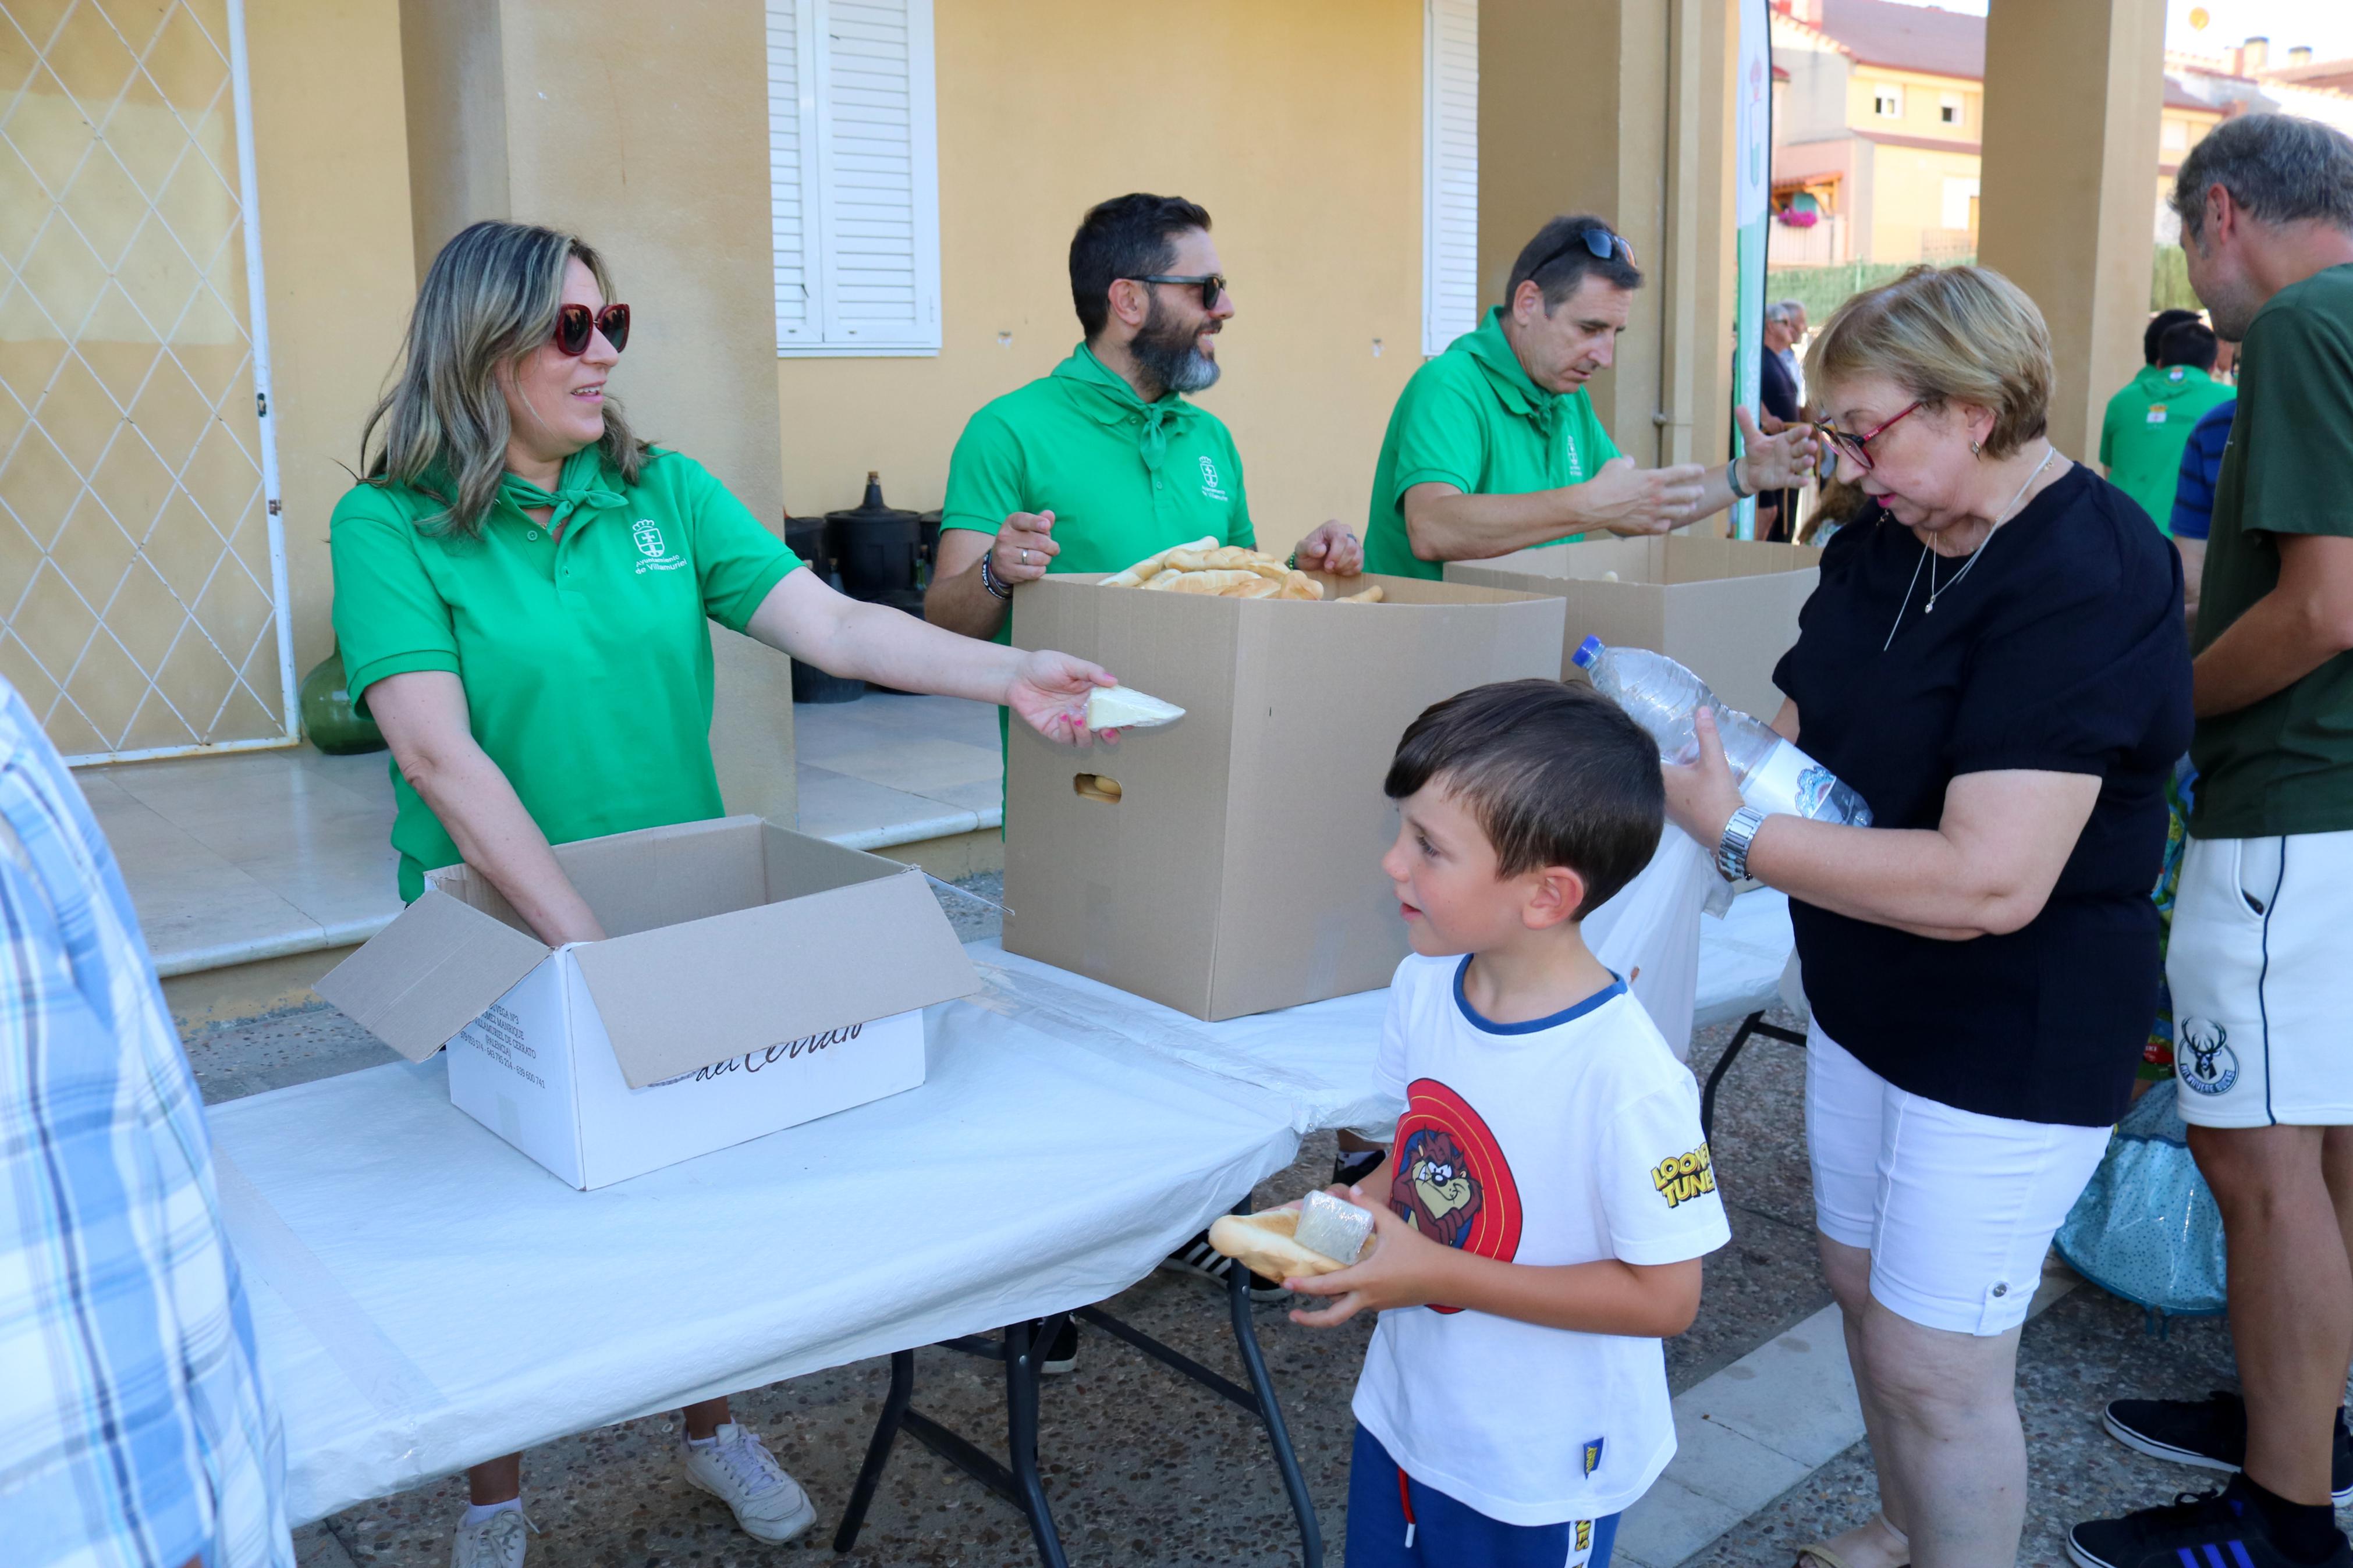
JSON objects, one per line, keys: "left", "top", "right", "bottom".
{"left": 499, "top": 446, "right": 626, "bottom": 534}
{"left": 1052, "top": 343, "right": 1200, "bottom": 474}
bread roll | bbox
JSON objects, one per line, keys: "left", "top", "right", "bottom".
{"left": 1207, "top": 1208, "right": 1358, "bottom": 1285}
{"left": 1337, "top": 585, "right": 1385, "bottom": 604}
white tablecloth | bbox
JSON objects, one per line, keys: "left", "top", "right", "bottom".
{"left": 217, "top": 908, "right": 1794, "bottom": 1525}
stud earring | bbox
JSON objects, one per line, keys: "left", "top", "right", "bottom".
{"left": 1970, "top": 439, "right": 1983, "bottom": 456}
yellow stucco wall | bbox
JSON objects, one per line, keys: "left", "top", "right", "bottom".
{"left": 1866, "top": 142, "right": 1984, "bottom": 263}
{"left": 244, "top": 0, "right": 416, "bottom": 682}
{"left": 1846, "top": 65, "right": 1981, "bottom": 144}
{"left": 771, "top": 0, "right": 1425, "bottom": 559}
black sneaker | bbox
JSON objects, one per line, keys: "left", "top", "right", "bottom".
{"left": 2103, "top": 1391, "right": 2353, "bottom": 1506}
{"left": 1030, "top": 1315, "right": 1079, "bottom": 1377}
{"left": 1159, "top": 1231, "right": 1290, "bottom": 1304}
{"left": 2068, "top": 1487, "right": 2352, "bottom": 1568}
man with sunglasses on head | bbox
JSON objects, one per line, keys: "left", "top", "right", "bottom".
{"left": 926, "top": 191, "right": 1361, "bottom": 646}
{"left": 1362, "top": 215, "right": 1820, "bottom": 578}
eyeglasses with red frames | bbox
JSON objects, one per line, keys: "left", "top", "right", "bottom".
{"left": 1813, "top": 399, "right": 1922, "bottom": 475}
{"left": 553, "top": 302, "right": 630, "bottom": 357}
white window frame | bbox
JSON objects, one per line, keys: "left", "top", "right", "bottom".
{"left": 1872, "top": 83, "right": 1903, "bottom": 119}
{"left": 767, "top": 0, "right": 943, "bottom": 358}
{"left": 1939, "top": 92, "right": 1962, "bottom": 126}
{"left": 1422, "top": 0, "right": 1479, "bottom": 356}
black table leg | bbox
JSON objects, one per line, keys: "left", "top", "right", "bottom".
{"left": 1700, "top": 1008, "right": 1809, "bottom": 1143}
{"left": 1229, "top": 1219, "right": 1324, "bottom": 1568}
{"left": 832, "top": 1349, "right": 913, "bottom": 1553}
{"left": 1003, "top": 1315, "right": 1071, "bottom": 1568}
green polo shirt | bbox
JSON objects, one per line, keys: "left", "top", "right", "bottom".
{"left": 1363, "top": 306, "right": 1620, "bottom": 579}
{"left": 942, "top": 343, "right": 1254, "bottom": 620}
{"left": 2098, "top": 364, "right": 2235, "bottom": 535}
{"left": 2191, "top": 263, "right": 2353, "bottom": 839}
{"left": 330, "top": 446, "right": 800, "bottom": 900}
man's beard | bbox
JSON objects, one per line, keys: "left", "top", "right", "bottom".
{"left": 1130, "top": 296, "right": 1221, "bottom": 396}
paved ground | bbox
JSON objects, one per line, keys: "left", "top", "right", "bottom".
{"left": 182, "top": 876, "right": 2292, "bottom": 1568}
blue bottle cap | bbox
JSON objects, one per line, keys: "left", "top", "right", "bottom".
{"left": 1571, "top": 635, "right": 1603, "bottom": 669}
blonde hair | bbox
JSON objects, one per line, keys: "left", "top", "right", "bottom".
{"left": 1805, "top": 264, "right": 2052, "bottom": 458}
{"left": 360, "top": 221, "right": 647, "bottom": 538}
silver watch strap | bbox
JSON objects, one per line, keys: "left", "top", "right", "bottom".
{"left": 1716, "top": 806, "right": 1767, "bottom": 882}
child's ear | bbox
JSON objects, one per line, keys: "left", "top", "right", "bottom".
{"left": 1524, "top": 864, "right": 1589, "bottom": 931}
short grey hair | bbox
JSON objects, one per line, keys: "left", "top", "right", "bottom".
{"left": 1776, "top": 298, "right": 1809, "bottom": 319}
{"left": 2171, "top": 113, "right": 2353, "bottom": 242}
{"left": 1765, "top": 301, "right": 1798, "bottom": 326}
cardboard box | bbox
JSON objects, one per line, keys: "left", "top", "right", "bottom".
{"left": 1004, "top": 572, "right": 1566, "bottom": 1021}
{"left": 315, "top": 818, "right": 978, "bottom": 1189}
{"left": 1446, "top": 536, "right": 1821, "bottom": 719}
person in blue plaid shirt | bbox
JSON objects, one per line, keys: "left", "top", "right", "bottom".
{"left": 0, "top": 677, "right": 292, "bottom": 1568}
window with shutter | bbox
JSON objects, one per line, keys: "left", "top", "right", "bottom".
{"left": 766, "top": 0, "right": 943, "bottom": 355}
{"left": 1423, "top": 0, "right": 1479, "bottom": 356}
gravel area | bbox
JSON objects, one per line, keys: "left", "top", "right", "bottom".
{"left": 183, "top": 880, "right": 2290, "bottom": 1566}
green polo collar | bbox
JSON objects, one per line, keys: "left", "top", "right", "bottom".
{"left": 1463, "top": 306, "right": 1563, "bottom": 428}
{"left": 1050, "top": 342, "right": 1202, "bottom": 472}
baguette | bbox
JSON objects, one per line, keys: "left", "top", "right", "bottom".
{"left": 1336, "top": 584, "right": 1385, "bottom": 604}
{"left": 1207, "top": 1208, "right": 1357, "bottom": 1285}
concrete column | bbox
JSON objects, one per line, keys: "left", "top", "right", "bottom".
{"left": 397, "top": 0, "right": 796, "bottom": 824}
{"left": 1479, "top": 0, "right": 1736, "bottom": 472}
{"left": 1978, "top": 0, "right": 2166, "bottom": 460}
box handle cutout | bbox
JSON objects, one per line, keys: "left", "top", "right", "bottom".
{"left": 1074, "top": 773, "right": 1123, "bottom": 803}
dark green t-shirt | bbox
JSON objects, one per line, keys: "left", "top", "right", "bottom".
{"left": 1362, "top": 307, "right": 1619, "bottom": 579}
{"left": 2190, "top": 263, "right": 2353, "bottom": 838}
{"left": 330, "top": 446, "right": 800, "bottom": 899}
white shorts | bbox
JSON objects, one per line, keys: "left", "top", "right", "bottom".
{"left": 1806, "top": 1023, "right": 2111, "bottom": 1335}
{"left": 2170, "top": 830, "right": 2353, "bottom": 1128}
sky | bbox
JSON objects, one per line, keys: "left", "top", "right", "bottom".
{"left": 1882, "top": 0, "right": 2353, "bottom": 63}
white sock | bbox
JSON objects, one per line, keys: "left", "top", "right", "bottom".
{"left": 462, "top": 1498, "right": 522, "bottom": 1526}
{"left": 687, "top": 1428, "right": 725, "bottom": 1448}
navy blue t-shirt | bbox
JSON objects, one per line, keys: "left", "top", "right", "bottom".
{"left": 2168, "top": 398, "right": 2235, "bottom": 541}
{"left": 1772, "top": 464, "right": 2193, "bottom": 1126}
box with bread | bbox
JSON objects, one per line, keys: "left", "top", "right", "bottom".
{"left": 1445, "top": 535, "right": 1820, "bottom": 720}
{"left": 1004, "top": 541, "right": 1564, "bottom": 1021}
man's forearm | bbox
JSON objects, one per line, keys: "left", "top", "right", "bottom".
{"left": 922, "top": 555, "right": 1011, "bottom": 639}
{"left": 1404, "top": 487, "right": 1588, "bottom": 564}
{"left": 2193, "top": 586, "right": 2353, "bottom": 717}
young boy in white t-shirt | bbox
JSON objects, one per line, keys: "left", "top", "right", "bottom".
{"left": 1288, "top": 679, "right": 1731, "bottom": 1568}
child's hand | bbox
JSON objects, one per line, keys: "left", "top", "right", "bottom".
{"left": 1285, "top": 1189, "right": 1450, "bottom": 1328}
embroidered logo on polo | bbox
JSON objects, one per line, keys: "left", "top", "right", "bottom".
{"left": 1198, "top": 454, "right": 1229, "bottom": 502}
{"left": 1390, "top": 1078, "right": 1523, "bottom": 1313}
{"left": 2177, "top": 1018, "right": 2239, "bottom": 1096}
{"left": 630, "top": 518, "right": 686, "bottom": 575}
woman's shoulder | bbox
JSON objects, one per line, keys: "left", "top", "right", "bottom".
{"left": 2045, "top": 464, "right": 2174, "bottom": 586}
{"left": 331, "top": 472, "right": 443, "bottom": 532}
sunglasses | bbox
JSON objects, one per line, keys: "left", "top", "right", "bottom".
{"left": 1523, "top": 225, "right": 1637, "bottom": 285}
{"left": 1813, "top": 400, "right": 1922, "bottom": 475}
{"left": 553, "top": 301, "right": 631, "bottom": 356}
{"left": 1126, "top": 273, "right": 1226, "bottom": 311}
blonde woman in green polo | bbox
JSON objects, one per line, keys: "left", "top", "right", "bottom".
{"left": 329, "top": 221, "right": 1116, "bottom": 1568}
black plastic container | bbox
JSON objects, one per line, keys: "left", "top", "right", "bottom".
{"left": 829, "top": 472, "right": 924, "bottom": 602}
{"left": 783, "top": 513, "right": 866, "bottom": 703}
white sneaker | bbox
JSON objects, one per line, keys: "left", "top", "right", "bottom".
{"left": 450, "top": 1506, "right": 534, "bottom": 1568}
{"left": 680, "top": 1423, "right": 817, "bottom": 1544}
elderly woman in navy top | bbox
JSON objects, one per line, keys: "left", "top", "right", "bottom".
{"left": 1663, "top": 265, "right": 2191, "bottom": 1568}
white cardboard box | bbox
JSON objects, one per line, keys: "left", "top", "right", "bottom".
{"left": 317, "top": 817, "right": 978, "bottom": 1189}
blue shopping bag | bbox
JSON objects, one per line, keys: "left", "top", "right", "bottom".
{"left": 2053, "top": 1086, "right": 2227, "bottom": 1323}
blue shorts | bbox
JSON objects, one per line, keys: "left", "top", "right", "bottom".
{"left": 1345, "top": 1425, "right": 1620, "bottom": 1568}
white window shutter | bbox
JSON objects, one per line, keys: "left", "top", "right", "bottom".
{"left": 768, "top": 0, "right": 942, "bottom": 354}
{"left": 1424, "top": 0, "right": 1479, "bottom": 357}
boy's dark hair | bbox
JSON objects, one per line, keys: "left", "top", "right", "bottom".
{"left": 2142, "top": 307, "right": 2201, "bottom": 366}
{"left": 1069, "top": 193, "right": 1213, "bottom": 339}
{"left": 1385, "top": 680, "right": 1664, "bottom": 919}
{"left": 1506, "top": 214, "right": 1644, "bottom": 312}
{"left": 2156, "top": 319, "right": 2219, "bottom": 372}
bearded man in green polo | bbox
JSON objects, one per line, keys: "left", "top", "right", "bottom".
{"left": 925, "top": 192, "right": 1361, "bottom": 639}
{"left": 1362, "top": 214, "right": 1820, "bottom": 575}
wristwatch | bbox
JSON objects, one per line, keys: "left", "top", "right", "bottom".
{"left": 979, "top": 549, "right": 1014, "bottom": 601}
{"left": 1715, "top": 806, "right": 1768, "bottom": 882}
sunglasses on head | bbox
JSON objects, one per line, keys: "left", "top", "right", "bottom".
{"left": 553, "top": 301, "right": 631, "bottom": 356}
{"left": 1124, "top": 273, "right": 1226, "bottom": 311}
{"left": 1524, "top": 225, "right": 1637, "bottom": 286}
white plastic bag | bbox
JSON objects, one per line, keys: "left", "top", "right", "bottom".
{"left": 1584, "top": 824, "right": 1719, "bottom": 1059}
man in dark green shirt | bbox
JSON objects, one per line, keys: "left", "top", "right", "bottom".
{"left": 2073, "top": 114, "right": 2353, "bottom": 1568}
{"left": 1363, "top": 214, "right": 1820, "bottom": 577}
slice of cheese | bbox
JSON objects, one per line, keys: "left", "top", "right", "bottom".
{"left": 1087, "top": 685, "right": 1186, "bottom": 730}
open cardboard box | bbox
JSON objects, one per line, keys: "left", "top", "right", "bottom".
{"left": 1446, "top": 535, "right": 1821, "bottom": 719}
{"left": 1004, "top": 571, "right": 1566, "bottom": 1021}
{"left": 315, "top": 817, "right": 978, "bottom": 1189}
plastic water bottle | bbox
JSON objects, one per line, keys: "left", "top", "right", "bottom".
{"left": 1571, "top": 635, "right": 1873, "bottom": 826}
